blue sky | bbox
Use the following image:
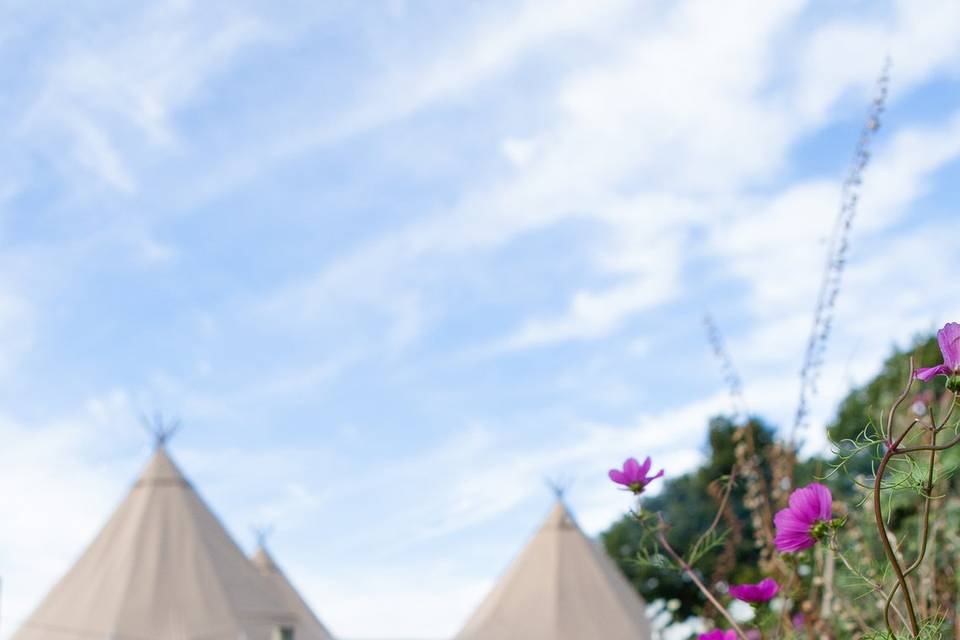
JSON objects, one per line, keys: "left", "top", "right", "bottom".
{"left": 1, "top": 1, "right": 959, "bottom": 638}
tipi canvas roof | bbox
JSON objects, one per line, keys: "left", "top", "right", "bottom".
{"left": 456, "top": 500, "right": 652, "bottom": 640}
{"left": 251, "top": 545, "right": 334, "bottom": 640}
{"left": 13, "top": 445, "right": 334, "bottom": 640}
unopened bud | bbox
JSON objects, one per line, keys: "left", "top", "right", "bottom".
{"left": 947, "top": 375, "right": 960, "bottom": 393}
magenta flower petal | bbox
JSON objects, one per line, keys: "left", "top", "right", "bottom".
{"left": 938, "top": 323, "right": 960, "bottom": 371}
{"left": 773, "top": 506, "right": 817, "bottom": 552}
{"left": 774, "top": 483, "right": 833, "bottom": 552}
{"left": 788, "top": 483, "right": 832, "bottom": 522}
{"left": 915, "top": 322, "right": 960, "bottom": 381}
{"left": 915, "top": 364, "right": 952, "bottom": 381}
{"left": 811, "top": 483, "right": 833, "bottom": 521}
{"left": 773, "top": 514, "right": 812, "bottom": 540}
{"left": 774, "top": 529, "right": 816, "bottom": 552}
{"left": 609, "top": 455, "right": 664, "bottom": 494}
{"left": 729, "top": 577, "right": 780, "bottom": 603}
{"left": 638, "top": 456, "right": 652, "bottom": 477}
{"left": 698, "top": 631, "right": 737, "bottom": 640}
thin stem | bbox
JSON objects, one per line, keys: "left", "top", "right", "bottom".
{"left": 885, "top": 428, "right": 938, "bottom": 629}
{"left": 741, "top": 425, "right": 780, "bottom": 567}
{"left": 655, "top": 514, "right": 750, "bottom": 640}
{"left": 832, "top": 546, "right": 909, "bottom": 630}
{"left": 907, "top": 429, "right": 937, "bottom": 577}
{"left": 897, "top": 394, "right": 959, "bottom": 453}
{"left": 939, "top": 392, "right": 959, "bottom": 427}
{"left": 896, "top": 435, "right": 960, "bottom": 453}
{"left": 775, "top": 563, "right": 798, "bottom": 639}
{"left": 691, "top": 465, "right": 738, "bottom": 559}
{"left": 875, "top": 421, "right": 921, "bottom": 636}
{"left": 885, "top": 361, "right": 916, "bottom": 440}
{"left": 820, "top": 543, "right": 835, "bottom": 621}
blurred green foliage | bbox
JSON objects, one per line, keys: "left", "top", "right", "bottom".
{"left": 828, "top": 334, "right": 943, "bottom": 448}
{"left": 602, "top": 416, "right": 817, "bottom": 623}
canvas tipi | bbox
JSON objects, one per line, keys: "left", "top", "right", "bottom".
{"left": 456, "top": 499, "right": 653, "bottom": 640}
{"left": 251, "top": 543, "right": 334, "bottom": 640}
{"left": 13, "top": 444, "right": 335, "bottom": 640}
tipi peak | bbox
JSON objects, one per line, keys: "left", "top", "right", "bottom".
{"left": 139, "top": 410, "right": 182, "bottom": 450}
{"left": 252, "top": 544, "right": 282, "bottom": 575}
{"left": 542, "top": 499, "right": 578, "bottom": 530}
{"left": 133, "top": 442, "right": 191, "bottom": 488}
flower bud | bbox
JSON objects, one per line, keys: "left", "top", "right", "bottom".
{"left": 947, "top": 375, "right": 960, "bottom": 393}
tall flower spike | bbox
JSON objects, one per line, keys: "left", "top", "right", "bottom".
{"left": 773, "top": 483, "right": 834, "bottom": 552}
{"left": 609, "top": 457, "right": 664, "bottom": 495}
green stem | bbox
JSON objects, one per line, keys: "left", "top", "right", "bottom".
{"left": 875, "top": 422, "right": 921, "bottom": 637}
{"left": 654, "top": 514, "right": 750, "bottom": 640}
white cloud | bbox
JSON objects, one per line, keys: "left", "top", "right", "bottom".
{"left": 859, "top": 109, "right": 960, "bottom": 225}
{"left": 709, "top": 107, "right": 960, "bottom": 349}
{"left": 500, "top": 137, "right": 538, "bottom": 167}
{"left": 796, "top": 0, "right": 960, "bottom": 122}
{"left": 375, "top": 391, "right": 735, "bottom": 545}
{"left": 303, "top": 567, "right": 490, "bottom": 640}
{"left": 442, "top": 0, "right": 960, "bottom": 354}
{"left": 497, "top": 266, "right": 680, "bottom": 349}
{"left": 255, "top": 0, "right": 812, "bottom": 351}
{"left": 268, "top": 0, "right": 917, "bottom": 356}
{"left": 17, "top": 1, "right": 272, "bottom": 192}
{"left": 187, "top": 0, "right": 634, "bottom": 206}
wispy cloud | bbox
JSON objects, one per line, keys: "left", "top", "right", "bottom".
{"left": 184, "top": 0, "right": 634, "bottom": 206}
{"left": 16, "top": 1, "right": 273, "bottom": 192}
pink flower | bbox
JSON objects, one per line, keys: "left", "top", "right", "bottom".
{"left": 915, "top": 322, "right": 960, "bottom": 383}
{"left": 699, "top": 631, "right": 737, "bottom": 640}
{"left": 729, "top": 577, "right": 780, "bottom": 603}
{"left": 773, "top": 483, "right": 833, "bottom": 552}
{"left": 609, "top": 457, "right": 664, "bottom": 494}
{"left": 792, "top": 613, "right": 805, "bottom": 629}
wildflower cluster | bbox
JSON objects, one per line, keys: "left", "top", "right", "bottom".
{"left": 608, "top": 322, "right": 960, "bottom": 640}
